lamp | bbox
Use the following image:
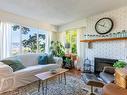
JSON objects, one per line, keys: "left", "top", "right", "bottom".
{"left": 65, "top": 43, "right": 70, "bottom": 49}
{"left": 65, "top": 43, "right": 70, "bottom": 54}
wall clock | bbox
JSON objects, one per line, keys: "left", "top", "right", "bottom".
{"left": 95, "top": 17, "right": 113, "bottom": 34}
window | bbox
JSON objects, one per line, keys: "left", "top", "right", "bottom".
{"left": 21, "top": 27, "right": 38, "bottom": 54}
{"left": 11, "top": 24, "right": 48, "bottom": 56}
{"left": 11, "top": 26, "right": 21, "bottom": 55}
{"left": 66, "top": 30, "right": 77, "bottom": 54}
{"left": 38, "top": 30, "right": 47, "bottom": 53}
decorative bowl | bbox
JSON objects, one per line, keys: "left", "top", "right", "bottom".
{"left": 49, "top": 69, "right": 57, "bottom": 74}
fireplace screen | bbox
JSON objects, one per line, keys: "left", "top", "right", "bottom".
{"left": 94, "top": 58, "right": 118, "bottom": 73}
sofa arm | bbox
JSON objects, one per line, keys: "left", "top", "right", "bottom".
{"left": 0, "top": 63, "right": 14, "bottom": 93}
{"left": 0, "top": 74, "right": 15, "bottom": 93}
{"left": 103, "top": 83, "right": 127, "bottom": 95}
{"left": 103, "top": 66, "right": 115, "bottom": 74}
{"left": 54, "top": 57, "right": 63, "bottom": 67}
{"left": 0, "top": 62, "right": 13, "bottom": 77}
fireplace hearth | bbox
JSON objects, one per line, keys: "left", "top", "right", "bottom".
{"left": 94, "top": 57, "right": 118, "bottom": 74}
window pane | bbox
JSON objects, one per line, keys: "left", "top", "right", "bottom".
{"left": 22, "top": 27, "right": 37, "bottom": 53}
{"left": 66, "top": 31, "right": 71, "bottom": 43}
{"left": 11, "top": 24, "right": 48, "bottom": 56}
{"left": 11, "top": 25, "right": 21, "bottom": 56}
{"left": 71, "top": 31, "right": 77, "bottom": 54}
{"left": 38, "top": 30, "right": 46, "bottom": 53}
{"left": 65, "top": 30, "right": 77, "bottom": 54}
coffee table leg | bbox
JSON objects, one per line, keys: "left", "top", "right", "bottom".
{"left": 42, "top": 81, "right": 44, "bottom": 95}
{"left": 45, "top": 80, "right": 48, "bottom": 95}
{"left": 59, "top": 74, "right": 63, "bottom": 83}
{"left": 61, "top": 74, "right": 63, "bottom": 83}
{"left": 38, "top": 80, "right": 41, "bottom": 92}
{"left": 64, "top": 72, "right": 66, "bottom": 85}
{"left": 58, "top": 75, "right": 60, "bottom": 83}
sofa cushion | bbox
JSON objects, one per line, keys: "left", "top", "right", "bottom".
{"left": 103, "top": 66, "right": 115, "bottom": 74}
{"left": 3, "top": 53, "right": 61, "bottom": 67}
{"left": 14, "top": 64, "right": 59, "bottom": 75}
{"left": 13, "top": 53, "right": 42, "bottom": 67}
{"left": 38, "top": 54, "right": 48, "bottom": 65}
{"left": 100, "top": 72, "right": 114, "bottom": 84}
{"left": 1, "top": 60, "right": 25, "bottom": 72}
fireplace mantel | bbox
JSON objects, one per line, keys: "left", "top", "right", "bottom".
{"left": 80, "top": 37, "right": 127, "bottom": 43}
{"left": 80, "top": 37, "right": 127, "bottom": 48}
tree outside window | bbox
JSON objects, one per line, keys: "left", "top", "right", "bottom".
{"left": 66, "top": 30, "right": 77, "bottom": 54}
{"left": 11, "top": 25, "right": 47, "bottom": 56}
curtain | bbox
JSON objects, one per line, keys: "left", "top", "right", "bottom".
{"left": 76, "top": 27, "right": 85, "bottom": 70}
{"left": 77, "top": 29, "right": 81, "bottom": 57}
{"left": 45, "top": 31, "right": 52, "bottom": 53}
{"left": 0, "top": 22, "right": 12, "bottom": 59}
{"left": 45, "top": 31, "right": 57, "bottom": 53}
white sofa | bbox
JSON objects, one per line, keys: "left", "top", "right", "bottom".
{"left": 0, "top": 53, "right": 63, "bottom": 93}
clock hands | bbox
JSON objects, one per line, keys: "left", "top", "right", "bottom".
{"left": 98, "top": 23, "right": 108, "bottom": 28}
{"left": 103, "top": 22, "right": 106, "bottom": 26}
{"left": 98, "top": 23, "right": 104, "bottom": 27}
{"left": 103, "top": 22, "right": 106, "bottom": 27}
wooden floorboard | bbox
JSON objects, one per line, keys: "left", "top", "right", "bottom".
{"left": 67, "top": 68, "right": 81, "bottom": 78}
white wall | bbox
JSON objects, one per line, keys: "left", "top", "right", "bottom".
{"left": 59, "top": 18, "right": 87, "bottom": 32}
{"left": 59, "top": 6, "right": 127, "bottom": 33}
{"left": 85, "top": 6, "right": 127, "bottom": 34}
{"left": 0, "top": 9, "right": 57, "bottom": 32}
{"left": 0, "top": 9, "right": 58, "bottom": 42}
{"left": 85, "top": 6, "right": 127, "bottom": 65}
{"left": 59, "top": 6, "right": 127, "bottom": 70}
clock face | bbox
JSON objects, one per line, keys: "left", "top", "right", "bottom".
{"left": 95, "top": 18, "right": 113, "bottom": 34}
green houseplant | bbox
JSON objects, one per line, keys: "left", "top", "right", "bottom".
{"left": 49, "top": 41, "right": 65, "bottom": 57}
{"left": 113, "top": 60, "right": 127, "bottom": 68}
{"left": 64, "top": 58, "right": 72, "bottom": 69}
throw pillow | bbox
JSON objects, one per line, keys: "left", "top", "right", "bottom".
{"left": 103, "top": 66, "right": 115, "bottom": 74}
{"left": 1, "top": 60, "right": 25, "bottom": 72}
{"left": 47, "top": 53, "right": 55, "bottom": 64}
{"left": 38, "top": 54, "right": 48, "bottom": 65}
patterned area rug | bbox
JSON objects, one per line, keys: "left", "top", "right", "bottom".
{"left": 1, "top": 76, "right": 101, "bottom": 95}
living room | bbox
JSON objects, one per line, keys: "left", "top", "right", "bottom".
{"left": 0, "top": 0, "right": 127, "bottom": 95}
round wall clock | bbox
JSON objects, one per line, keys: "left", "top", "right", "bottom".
{"left": 95, "top": 17, "right": 113, "bottom": 34}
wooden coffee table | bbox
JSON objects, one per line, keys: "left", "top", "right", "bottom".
{"left": 35, "top": 68, "right": 69, "bottom": 95}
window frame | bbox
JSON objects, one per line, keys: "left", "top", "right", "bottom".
{"left": 11, "top": 24, "right": 48, "bottom": 56}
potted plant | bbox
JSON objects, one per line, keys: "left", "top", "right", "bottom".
{"left": 63, "top": 58, "right": 72, "bottom": 69}
{"left": 49, "top": 41, "right": 65, "bottom": 57}
{"left": 113, "top": 60, "right": 127, "bottom": 68}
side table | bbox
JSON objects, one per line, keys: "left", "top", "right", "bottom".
{"left": 115, "top": 69, "right": 127, "bottom": 88}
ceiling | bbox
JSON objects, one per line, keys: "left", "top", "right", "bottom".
{"left": 0, "top": 0, "right": 127, "bottom": 25}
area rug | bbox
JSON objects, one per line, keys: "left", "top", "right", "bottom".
{"left": 1, "top": 76, "right": 101, "bottom": 95}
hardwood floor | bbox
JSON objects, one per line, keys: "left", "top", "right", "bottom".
{"left": 67, "top": 68, "right": 82, "bottom": 78}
